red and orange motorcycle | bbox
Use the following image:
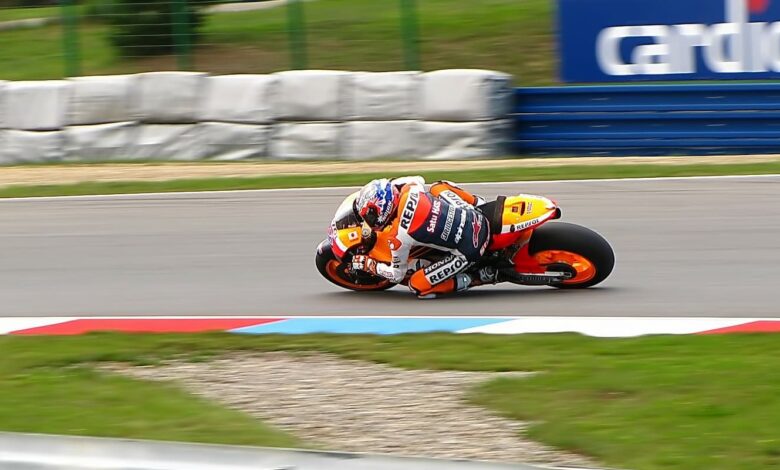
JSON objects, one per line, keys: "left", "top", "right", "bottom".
{"left": 316, "top": 191, "right": 615, "bottom": 292}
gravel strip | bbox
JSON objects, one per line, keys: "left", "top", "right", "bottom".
{"left": 207, "top": 0, "right": 318, "bottom": 13}
{"left": 105, "top": 352, "right": 600, "bottom": 468}
{"left": 1, "top": 155, "right": 779, "bottom": 188}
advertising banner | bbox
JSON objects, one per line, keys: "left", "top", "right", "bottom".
{"left": 558, "top": 0, "right": 780, "bottom": 82}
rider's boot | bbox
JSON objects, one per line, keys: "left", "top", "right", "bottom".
{"left": 467, "top": 266, "right": 500, "bottom": 287}
{"left": 412, "top": 272, "right": 473, "bottom": 299}
{"left": 418, "top": 271, "right": 494, "bottom": 298}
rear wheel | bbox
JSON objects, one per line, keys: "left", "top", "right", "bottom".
{"left": 528, "top": 222, "right": 615, "bottom": 288}
{"left": 315, "top": 240, "right": 395, "bottom": 292}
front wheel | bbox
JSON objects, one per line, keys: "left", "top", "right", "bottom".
{"left": 315, "top": 240, "right": 395, "bottom": 292}
{"left": 528, "top": 222, "right": 615, "bottom": 289}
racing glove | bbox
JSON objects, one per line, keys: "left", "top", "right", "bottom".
{"left": 351, "top": 255, "right": 378, "bottom": 275}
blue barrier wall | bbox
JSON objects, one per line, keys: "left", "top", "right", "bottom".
{"left": 512, "top": 83, "right": 780, "bottom": 156}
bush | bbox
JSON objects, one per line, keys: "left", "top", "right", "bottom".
{"left": 107, "top": 0, "right": 203, "bottom": 57}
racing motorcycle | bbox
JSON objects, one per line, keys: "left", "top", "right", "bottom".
{"left": 315, "top": 190, "right": 615, "bottom": 292}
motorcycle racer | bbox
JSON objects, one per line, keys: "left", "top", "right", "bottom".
{"left": 351, "top": 176, "right": 498, "bottom": 299}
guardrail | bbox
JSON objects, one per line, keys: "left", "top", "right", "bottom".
{"left": 0, "top": 432, "right": 574, "bottom": 470}
{"left": 512, "top": 83, "right": 780, "bottom": 156}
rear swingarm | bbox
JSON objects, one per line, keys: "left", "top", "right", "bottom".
{"left": 497, "top": 264, "right": 576, "bottom": 286}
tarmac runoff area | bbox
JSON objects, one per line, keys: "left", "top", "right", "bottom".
{"left": 0, "top": 174, "right": 779, "bottom": 318}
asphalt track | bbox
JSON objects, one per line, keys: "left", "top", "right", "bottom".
{"left": 1, "top": 175, "right": 779, "bottom": 317}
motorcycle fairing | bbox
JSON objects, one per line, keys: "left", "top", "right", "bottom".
{"left": 330, "top": 226, "right": 363, "bottom": 258}
{"left": 488, "top": 195, "right": 559, "bottom": 251}
{"left": 329, "top": 221, "right": 394, "bottom": 264}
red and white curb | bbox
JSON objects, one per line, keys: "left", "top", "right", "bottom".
{"left": 1, "top": 316, "right": 779, "bottom": 337}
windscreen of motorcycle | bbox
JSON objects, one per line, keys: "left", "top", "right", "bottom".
{"left": 330, "top": 191, "right": 361, "bottom": 231}
{"left": 327, "top": 191, "right": 366, "bottom": 258}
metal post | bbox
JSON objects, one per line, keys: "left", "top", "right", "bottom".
{"left": 399, "top": 0, "right": 420, "bottom": 70}
{"left": 60, "top": 0, "right": 81, "bottom": 77}
{"left": 286, "top": 0, "right": 308, "bottom": 70}
{"left": 172, "top": 0, "right": 193, "bottom": 70}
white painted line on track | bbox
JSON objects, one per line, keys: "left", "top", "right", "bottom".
{"left": 0, "top": 317, "right": 78, "bottom": 334}
{"left": 458, "top": 316, "right": 757, "bottom": 337}
{"left": 0, "top": 173, "right": 778, "bottom": 203}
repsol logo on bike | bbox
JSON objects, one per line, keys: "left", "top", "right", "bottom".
{"left": 558, "top": 0, "right": 780, "bottom": 81}
{"left": 426, "top": 257, "right": 467, "bottom": 284}
{"left": 509, "top": 214, "right": 545, "bottom": 233}
{"left": 427, "top": 199, "right": 442, "bottom": 234}
{"left": 400, "top": 191, "right": 419, "bottom": 231}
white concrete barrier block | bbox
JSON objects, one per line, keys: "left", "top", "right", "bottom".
{"left": 344, "top": 121, "right": 418, "bottom": 159}
{"left": 418, "top": 120, "right": 511, "bottom": 159}
{"left": 0, "top": 81, "right": 6, "bottom": 128}
{"left": 270, "top": 122, "right": 343, "bottom": 159}
{"left": 275, "top": 70, "right": 352, "bottom": 121}
{"left": 349, "top": 71, "right": 420, "bottom": 121}
{"left": 200, "top": 74, "right": 278, "bottom": 124}
{"left": 197, "top": 122, "right": 269, "bottom": 160}
{"left": 1, "top": 129, "right": 65, "bottom": 164}
{"left": 64, "top": 122, "right": 136, "bottom": 161}
{"left": 421, "top": 69, "right": 513, "bottom": 122}
{"left": 126, "top": 124, "right": 204, "bottom": 160}
{"left": 3, "top": 80, "right": 71, "bottom": 130}
{"left": 135, "top": 72, "right": 207, "bottom": 123}
{"left": 67, "top": 75, "right": 138, "bottom": 125}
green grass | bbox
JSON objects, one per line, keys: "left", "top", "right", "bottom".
{"left": 1, "top": 366, "right": 301, "bottom": 447}
{"left": 1, "top": 160, "right": 779, "bottom": 198}
{"left": 0, "top": 5, "right": 62, "bottom": 22}
{"left": 0, "top": 0, "right": 555, "bottom": 84}
{"left": 2, "top": 332, "right": 780, "bottom": 470}
{"left": 0, "top": 21, "right": 116, "bottom": 81}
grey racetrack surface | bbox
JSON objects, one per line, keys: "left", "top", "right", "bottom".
{"left": 1, "top": 176, "right": 779, "bottom": 317}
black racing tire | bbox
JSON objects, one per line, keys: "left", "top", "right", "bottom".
{"left": 315, "top": 239, "right": 395, "bottom": 292}
{"left": 528, "top": 222, "right": 615, "bottom": 289}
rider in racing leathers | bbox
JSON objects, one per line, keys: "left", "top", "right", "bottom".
{"left": 351, "top": 176, "right": 499, "bottom": 299}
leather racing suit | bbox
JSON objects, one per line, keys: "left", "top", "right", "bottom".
{"left": 372, "top": 178, "right": 491, "bottom": 298}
